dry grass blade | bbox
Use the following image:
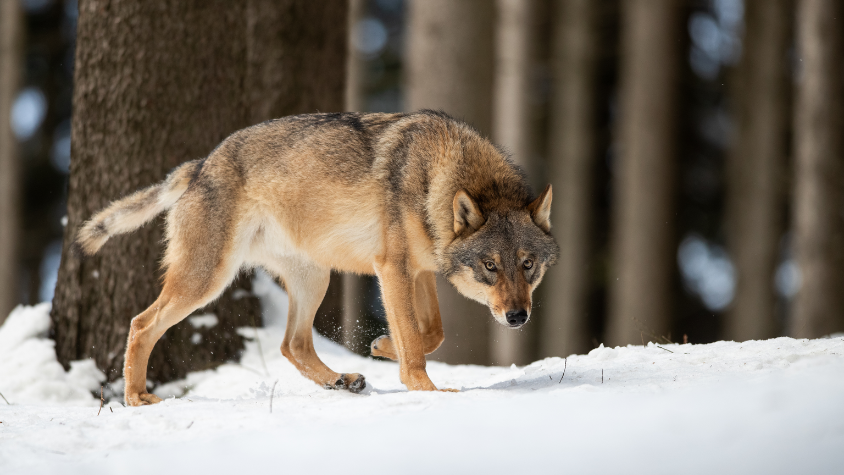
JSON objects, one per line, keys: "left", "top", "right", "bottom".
{"left": 0, "top": 391, "right": 10, "bottom": 405}
{"left": 269, "top": 379, "right": 279, "bottom": 413}
{"left": 97, "top": 386, "right": 104, "bottom": 415}
{"left": 250, "top": 314, "right": 270, "bottom": 377}
{"left": 558, "top": 358, "right": 567, "bottom": 383}
{"left": 631, "top": 316, "right": 672, "bottom": 344}
{"left": 656, "top": 345, "right": 674, "bottom": 353}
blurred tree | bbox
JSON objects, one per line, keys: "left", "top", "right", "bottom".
{"left": 0, "top": 0, "right": 24, "bottom": 325}
{"left": 406, "top": 0, "right": 495, "bottom": 364}
{"left": 725, "top": 0, "right": 792, "bottom": 341}
{"left": 606, "top": 0, "right": 682, "bottom": 346}
{"left": 791, "top": 0, "right": 844, "bottom": 338}
{"left": 345, "top": 0, "right": 367, "bottom": 114}
{"left": 51, "top": 0, "right": 347, "bottom": 383}
{"left": 539, "top": 0, "right": 605, "bottom": 358}
{"left": 490, "top": 0, "right": 544, "bottom": 366}
{"left": 13, "top": 2, "right": 74, "bottom": 310}
{"left": 341, "top": 0, "right": 371, "bottom": 355}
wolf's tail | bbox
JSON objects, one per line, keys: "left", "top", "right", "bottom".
{"left": 73, "top": 159, "right": 203, "bottom": 257}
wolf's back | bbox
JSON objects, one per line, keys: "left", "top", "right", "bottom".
{"left": 73, "top": 159, "right": 202, "bottom": 257}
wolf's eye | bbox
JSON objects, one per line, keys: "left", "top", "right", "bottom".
{"left": 523, "top": 259, "right": 534, "bottom": 270}
{"left": 484, "top": 261, "right": 497, "bottom": 272}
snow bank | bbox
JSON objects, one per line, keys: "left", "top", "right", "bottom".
{"left": 0, "top": 304, "right": 103, "bottom": 406}
{"left": 1, "top": 277, "right": 843, "bottom": 474}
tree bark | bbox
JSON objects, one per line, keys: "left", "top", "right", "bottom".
{"left": 606, "top": 0, "right": 681, "bottom": 347}
{"left": 791, "top": 0, "right": 844, "bottom": 338}
{"left": 245, "top": 0, "right": 348, "bottom": 124}
{"left": 51, "top": 0, "right": 347, "bottom": 383}
{"left": 0, "top": 0, "right": 24, "bottom": 324}
{"left": 539, "top": 0, "right": 603, "bottom": 357}
{"left": 725, "top": 0, "right": 792, "bottom": 341}
{"left": 489, "top": 0, "right": 543, "bottom": 366}
{"left": 406, "top": 0, "right": 495, "bottom": 364}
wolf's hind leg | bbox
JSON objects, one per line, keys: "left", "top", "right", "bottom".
{"left": 371, "top": 271, "right": 444, "bottom": 360}
{"left": 268, "top": 257, "right": 366, "bottom": 393}
{"left": 124, "top": 185, "right": 243, "bottom": 406}
{"left": 124, "top": 290, "right": 195, "bottom": 406}
{"left": 124, "top": 266, "right": 236, "bottom": 406}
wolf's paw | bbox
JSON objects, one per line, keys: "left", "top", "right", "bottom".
{"left": 370, "top": 335, "right": 398, "bottom": 360}
{"left": 323, "top": 373, "right": 367, "bottom": 394}
{"left": 126, "top": 392, "right": 163, "bottom": 406}
{"left": 438, "top": 388, "right": 460, "bottom": 393}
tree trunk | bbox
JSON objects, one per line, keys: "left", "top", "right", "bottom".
{"left": 725, "top": 0, "right": 792, "bottom": 341}
{"left": 489, "top": 0, "right": 543, "bottom": 366}
{"left": 345, "top": 0, "right": 367, "bottom": 114}
{"left": 0, "top": 0, "right": 24, "bottom": 325}
{"left": 406, "top": 0, "right": 495, "bottom": 364}
{"left": 538, "top": 0, "right": 604, "bottom": 358}
{"left": 51, "top": 0, "right": 347, "bottom": 383}
{"left": 791, "top": 0, "right": 844, "bottom": 338}
{"left": 245, "top": 0, "right": 348, "bottom": 123}
{"left": 540, "top": 0, "right": 607, "bottom": 356}
{"left": 606, "top": 0, "right": 681, "bottom": 347}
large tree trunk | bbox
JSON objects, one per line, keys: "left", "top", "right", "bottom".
{"left": 539, "top": 0, "right": 603, "bottom": 358}
{"left": 245, "top": 1, "right": 346, "bottom": 125}
{"left": 606, "top": 0, "right": 681, "bottom": 347}
{"left": 791, "top": 0, "right": 844, "bottom": 338}
{"left": 489, "top": 0, "right": 543, "bottom": 366}
{"left": 0, "top": 0, "right": 24, "bottom": 325}
{"left": 51, "top": 0, "right": 347, "bottom": 383}
{"left": 406, "top": 0, "right": 495, "bottom": 364}
{"left": 725, "top": 0, "right": 792, "bottom": 341}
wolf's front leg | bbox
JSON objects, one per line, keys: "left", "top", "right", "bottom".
{"left": 371, "top": 271, "right": 444, "bottom": 360}
{"left": 375, "top": 261, "right": 439, "bottom": 391}
{"left": 273, "top": 257, "right": 366, "bottom": 393}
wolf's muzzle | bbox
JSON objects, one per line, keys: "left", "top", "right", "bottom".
{"left": 505, "top": 309, "right": 529, "bottom": 327}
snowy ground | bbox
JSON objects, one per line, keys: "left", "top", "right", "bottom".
{"left": 1, "top": 275, "right": 843, "bottom": 474}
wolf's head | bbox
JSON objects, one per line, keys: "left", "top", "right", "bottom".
{"left": 442, "top": 185, "right": 559, "bottom": 328}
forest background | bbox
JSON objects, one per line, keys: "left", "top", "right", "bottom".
{"left": 1, "top": 0, "right": 842, "bottom": 387}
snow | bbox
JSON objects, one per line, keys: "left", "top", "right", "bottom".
{"left": 0, "top": 304, "right": 105, "bottom": 406}
{"left": 1, "top": 274, "right": 843, "bottom": 474}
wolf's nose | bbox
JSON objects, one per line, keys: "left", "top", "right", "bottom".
{"left": 506, "top": 309, "right": 528, "bottom": 327}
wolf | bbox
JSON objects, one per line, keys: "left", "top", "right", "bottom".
{"left": 74, "top": 110, "right": 559, "bottom": 406}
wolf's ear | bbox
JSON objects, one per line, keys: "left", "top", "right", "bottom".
{"left": 453, "top": 190, "right": 485, "bottom": 236}
{"left": 528, "top": 184, "right": 552, "bottom": 232}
